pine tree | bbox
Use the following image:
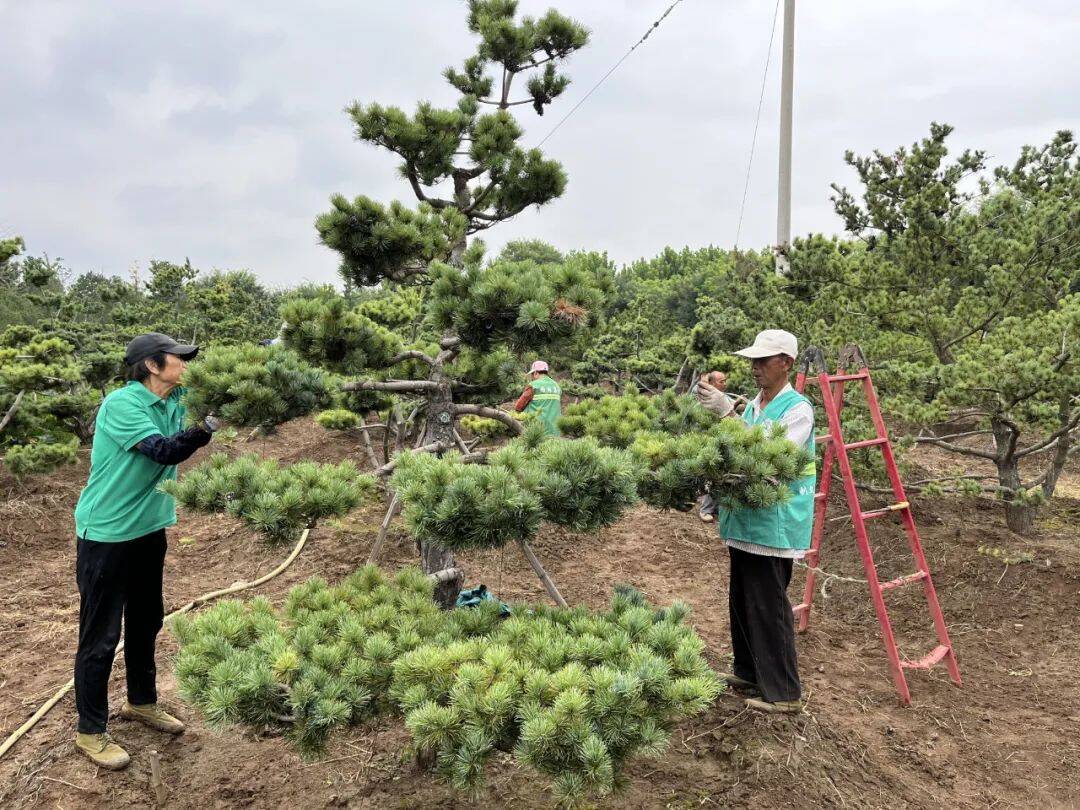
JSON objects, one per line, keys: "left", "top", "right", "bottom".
{"left": 276, "top": 0, "right": 595, "bottom": 594}
{"left": 798, "top": 126, "right": 1080, "bottom": 533}
{"left": 0, "top": 325, "right": 94, "bottom": 476}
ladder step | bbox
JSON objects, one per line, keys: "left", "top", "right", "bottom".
{"left": 861, "top": 501, "right": 910, "bottom": 520}
{"left": 814, "top": 492, "right": 827, "bottom": 501}
{"left": 901, "top": 644, "right": 951, "bottom": 670}
{"left": 792, "top": 603, "right": 809, "bottom": 614}
{"left": 825, "top": 372, "right": 869, "bottom": 382}
{"left": 816, "top": 433, "right": 832, "bottom": 443}
{"left": 879, "top": 570, "right": 927, "bottom": 591}
{"left": 844, "top": 437, "right": 888, "bottom": 451}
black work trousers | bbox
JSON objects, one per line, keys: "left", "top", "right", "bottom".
{"left": 74, "top": 530, "right": 167, "bottom": 734}
{"left": 728, "top": 545, "right": 801, "bottom": 702}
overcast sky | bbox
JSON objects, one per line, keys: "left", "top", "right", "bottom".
{"left": 3, "top": 0, "right": 1077, "bottom": 288}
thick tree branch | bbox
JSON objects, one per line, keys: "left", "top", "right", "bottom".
{"left": 342, "top": 378, "right": 440, "bottom": 393}
{"left": 452, "top": 404, "right": 524, "bottom": 435}
{"left": 911, "top": 429, "right": 993, "bottom": 444}
{"left": 1017, "top": 407, "right": 1080, "bottom": 459}
{"left": 915, "top": 436, "right": 998, "bottom": 460}
{"left": 388, "top": 350, "right": 435, "bottom": 367}
{"left": 403, "top": 165, "right": 454, "bottom": 209}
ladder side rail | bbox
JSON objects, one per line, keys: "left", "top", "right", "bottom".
{"left": 859, "top": 373, "right": 962, "bottom": 686}
{"left": 796, "top": 373, "right": 843, "bottom": 632}
{"left": 819, "top": 376, "right": 913, "bottom": 705}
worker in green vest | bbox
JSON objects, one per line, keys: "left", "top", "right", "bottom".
{"left": 513, "top": 360, "right": 562, "bottom": 436}
{"left": 696, "top": 329, "right": 815, "bottom": 715}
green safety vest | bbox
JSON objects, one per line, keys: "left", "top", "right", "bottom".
{"left": 525, "top": 375, "right": 562, "bottom": 436}
{"left": 718, "top": 387, "right": 817, "bottom": 551}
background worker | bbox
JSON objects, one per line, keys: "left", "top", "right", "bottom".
{"left": 71, "top": 333, "right": 220, "bottom": 769}
{"left": 696, "top": 329, "right": 815, "bottom": 714}
{"left": 513, "top": 360, "right": 562, "bottom": 436}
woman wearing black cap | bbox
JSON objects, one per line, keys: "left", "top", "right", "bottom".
{"left": 71, "top": 333, "right": 219, "bottom": 769}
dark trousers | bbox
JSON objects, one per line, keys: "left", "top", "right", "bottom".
{"left": 728, "top": 545, "right": 801, "bottom": 702}
{"left": 74, "top": 530, "right": 167, "bottom": 734}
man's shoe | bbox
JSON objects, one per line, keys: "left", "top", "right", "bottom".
{"left": 120, "top": 702, "right": 185, "bottom": 734}
{"left": 698, "top": 510, "right": 715, "bottom": 523}
{"left": 719, "top": 672, "right": 760, "bottom": 693}
{"left": 744, "top": 697, "right": 803, "bottom": 714}
{"left": 75, "top": 732, "right": 130, "bottom": 770}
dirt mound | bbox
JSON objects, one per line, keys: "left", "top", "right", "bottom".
{"left": 2, "top": 418, "right": 1078, "bottom": 808}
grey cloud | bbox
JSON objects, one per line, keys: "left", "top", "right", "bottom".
{"left": 2, "top": 0, "right": 1078, "bottom": 286}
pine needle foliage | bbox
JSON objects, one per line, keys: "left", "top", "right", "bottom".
{"left": 390, "top": 433, "right": 640, "bottom": 550}
{"left": 280, "top": 296, "right": 403, "bottom": 374}
{"left": 315, "top": 409, "right": 363, "bottom": 431}
{"left": 162, "top": 454, "right": 375, "bottom": 543}
{"left": 558, "top": 389, "right": 658, "bottom": 448}
{"left": 0, "top": 326, "right": 90, "bottom": 476}
{"left": 630, "top": 420, "right": 813, "bottom": 512}
{"left": 172, "top": 568, "right": 721, "bottom": 805}
{"left": 557, "top": 390, "right": 812, "bottom": 512}
{"left": 181, "top": 344, "right": 330, "bottom": 428}
{"left": 460, "top": 411, "right": 533, "bottom": 440}
{"left": 427, "top": 256, "right": 607, "bottom": 353}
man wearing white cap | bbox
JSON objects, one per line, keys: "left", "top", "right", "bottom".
{"left": 695, "top": 329, "right": 815, "bottom": 714}
{"left": 514, "top": 360, "right": 562, "bottom": 436}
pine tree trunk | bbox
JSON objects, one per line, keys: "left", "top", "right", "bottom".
{"left": 993, "top": 425, "right": 1037, "bottom": 536}
{"left": 421, "top": 374, "right": 462, "bottom": 608}
{"left": 1004, "top": 501, "right": 1036, "bottom": 535}
{"left": 1040, "top": 396, "right": 1073, "bottom": 502}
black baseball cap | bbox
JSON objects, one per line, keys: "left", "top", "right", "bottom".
{"left": 124, "top": 332, "right": 199, "bottom": 366}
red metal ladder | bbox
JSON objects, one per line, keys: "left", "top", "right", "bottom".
{"left": 794, "top": 344, "right": 961, "bottom": 705}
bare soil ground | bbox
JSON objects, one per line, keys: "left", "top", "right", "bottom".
{"left": 1, "top": 418, "right": 1078, "bottom": 809}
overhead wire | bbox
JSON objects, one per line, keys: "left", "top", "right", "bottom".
{"left": 535, "top": 0, "right": 687, "bottom": 148}
{"left": 733, "top": 0, "right": 782, "bottom": 249}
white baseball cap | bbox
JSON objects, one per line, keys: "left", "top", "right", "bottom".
{"left": 734, "top": 329, "right": 798, "bottom": 360}
{"left": 530, "top": 360, "right": 549, "bottom": 373}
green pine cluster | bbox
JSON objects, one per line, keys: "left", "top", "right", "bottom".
{"left": 181, "top": 344, "right": 330, "bottom": 428}
{"left": 391, "top": 430, "right": 640, "bottom": 550}
{"left": 427, "top": 255, "right": 608, "bottom": 353}
{"left": 280, "top": 296, "right": 403, "bottom": 375}
{"left": 172, "top": 566, "right": 721, "bottom": 804}
{"left": 355, "top": 286, "right": 424, "bottom": 333}
{"left": 395, "top": 584, "right": 721, "bottom": 803}
{"left": 558, "top": 390, "right": 658, "bottom": 447}
{"left": 0, "top": 325, "right": 89, "bottom": 476}
{"left": 460, "top": 411, "right": 532, "bottom": 441}
{"left": 315, "top": 409, "right": 364, "bottom": 431}
{"left": 162, "top": 453, "right": 375, "bottom": 543}
{"left": 559, "top": 390, "right": 715, "bottom": 448}
{"left": 630, "top": 420, "right": 814, "bottom": 512}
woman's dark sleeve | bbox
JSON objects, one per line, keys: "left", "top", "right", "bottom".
{"left": 134, "top": 426, "right": 212, "bottom": 466}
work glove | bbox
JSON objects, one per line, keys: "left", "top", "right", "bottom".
{"left": 695, "top": 380, "right": 735, "bottom": 417}
{"left": 202, "top": 414, "right": 222, "bottom": 433}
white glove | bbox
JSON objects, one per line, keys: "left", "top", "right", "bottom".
{"left": 695, "top": 381, "right": 734, "bottom": 417}
{"left": 202, "top": 415, "right": 222, "bottom": 433}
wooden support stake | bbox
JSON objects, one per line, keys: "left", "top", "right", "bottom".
{"left": 367, "top": 493, "right": 401, "bottom": 565}
{"left": 517, "top": 539, "right": 568, "bottom": 608}
{"left": 356, "top": 416, "right": 381, "bottom": 470}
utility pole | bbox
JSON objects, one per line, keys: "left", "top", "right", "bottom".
{"left": 775, "top": 0, "right": 795, "bottom": 276}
